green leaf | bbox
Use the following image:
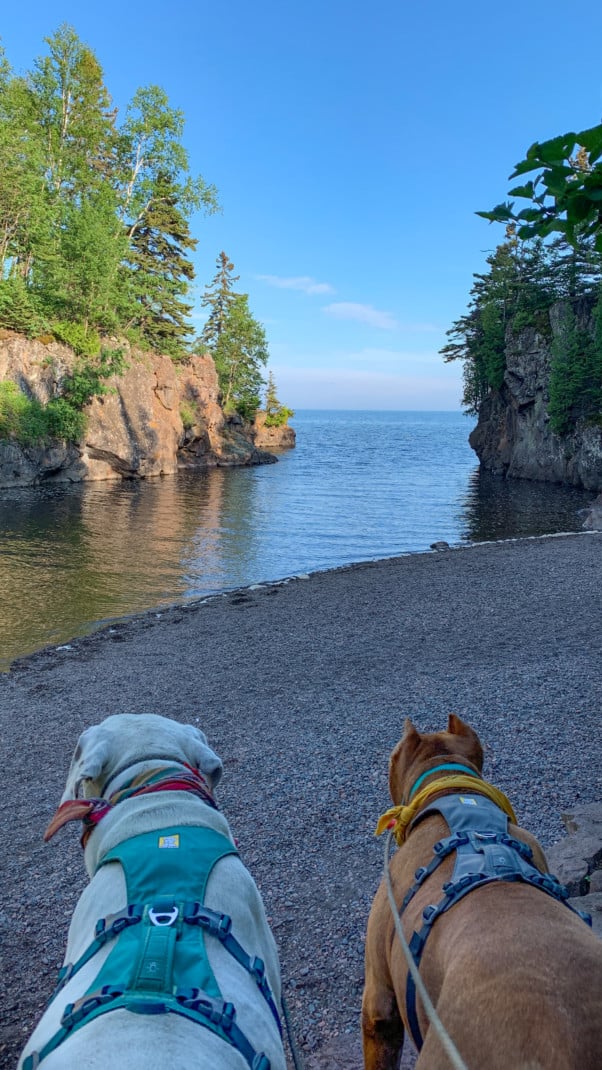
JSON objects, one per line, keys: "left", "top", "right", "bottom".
{"left": 476, "top": 202, "right": 515, "bottom": 222}
{"left": 515, "top": 207, "right": 544, "bottom": 222}
{"left": 537, "top": 132, "right": 577, "bottom": 164}
{"left": 566, "top": 193, "right": 595, "bottom": 223}
{"left": 574, "top": 124, "right": 602, "bottom": 158}
{"left": 508, "top": 181, "right": 535, "bottom": 199}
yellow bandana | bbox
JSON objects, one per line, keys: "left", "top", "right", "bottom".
{"left": 375, "top": 774, "right": 518, "bottom": 846}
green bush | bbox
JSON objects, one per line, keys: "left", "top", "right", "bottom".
{"left": 62, "top": 347, "right": 127, "bottom": 408}
{"left": 264, "top": 405, "right": 294, "bottom": 428}
{"left": 0, "top": 278, "right": 46, "bottom": 337}
{"left": 0, "top": 380, "right": 85, "bottom": 444}
{"left": 44, "top": 398, "right": 86, "bottom": 441}
{"left": 51, "top": 321, "right": 101, "bottom": 358}
{"left": 180, "top": 400, "right": 198, "bottom": 429}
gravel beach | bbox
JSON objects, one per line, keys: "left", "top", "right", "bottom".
{"left": 1, "top": 532, "right": 601, "bottom": 1069}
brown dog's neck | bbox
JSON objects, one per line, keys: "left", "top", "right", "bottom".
{"left": 404, "top": 757, "right": 481, "bottom": 804}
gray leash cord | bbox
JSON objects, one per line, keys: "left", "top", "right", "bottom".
{"left": 383, "top": 829, "right": 469, "bottom": 1070}
{"left": 282, "top": 993, "right": 305, "bottom": 1070}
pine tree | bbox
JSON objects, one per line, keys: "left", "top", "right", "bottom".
{"left": 263, "top": 370, "right": 294, "bottom": 427}
{"left": 212, "top": 294, "right": 268, "bottom": 418}
{"left": 197, "top": 252, "right": 240, "bottom": 350}
{"left": 124, "top": 172, "right": 197, "bottom": 355}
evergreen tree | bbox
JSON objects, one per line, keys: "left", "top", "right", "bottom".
{"left": 198, "top": 251, "right": 240, "bottom": 350}
{"left": 124, "top": 172, "right": 197, "bottom": 355}
{"left": 212, "top": 294, "right": 268, "bottom": 418}
{"left": 264, "top": 370, "right": 294, "bottom": 427}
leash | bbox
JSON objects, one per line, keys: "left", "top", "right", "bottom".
{"left": 383, "top": 829, "right": 470, "bottom": 1070}
{"left": 281, "top": 994, "right": 306, "bottom": 1070}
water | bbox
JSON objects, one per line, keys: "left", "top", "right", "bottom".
{"left": 0, "top": 411, "right": 592, "bottom": 669}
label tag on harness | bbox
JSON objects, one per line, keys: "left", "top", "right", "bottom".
{"left": 458, "top": 797, "right": 477, "bottom": 806}
{"left": 158, "top": 834, "right": 180, "bottom": 848}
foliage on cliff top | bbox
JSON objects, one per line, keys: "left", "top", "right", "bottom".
{"left": 0, "top": 25, "right": 217, "bottom": 359}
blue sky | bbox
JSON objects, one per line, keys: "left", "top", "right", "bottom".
{"left": 2, "top": 2, "right": 602, "bottom": 409}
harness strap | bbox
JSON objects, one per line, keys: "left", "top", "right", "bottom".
{"left": 23, "top": 987, "right": 271, "bottom": 1070}
{"left": 47, "top": 901, "right": 282, "bottom": 1035}
{"left": 26, "top": 826, "right": 281, "bottom": 1069}
{"left": 394, "top": 795, "right": 593, "bottom": 1051}
{"left": 184, "top": 902, "right": 282, "bottom": 1033}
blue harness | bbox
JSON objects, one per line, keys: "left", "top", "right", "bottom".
{"left": 398, "top": 792, "right": 592, "bottom": 1051}
{"left": 24, "top": 825, "right": 282, "bottom": 1070}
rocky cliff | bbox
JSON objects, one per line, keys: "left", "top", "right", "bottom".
{"left": 469, "top": 302, "right": 602, "bottom": 491}
{"left": 0, "top": 334, "right": 288, "bottom": 488}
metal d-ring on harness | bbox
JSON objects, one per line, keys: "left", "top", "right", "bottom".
{"left": 382, "top": 789, "right": 593, "bottom": 1066}
{"left": 23, "top": 824, "right": 283, "bottom": 1070}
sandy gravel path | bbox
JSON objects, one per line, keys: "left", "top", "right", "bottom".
{"left": 1, "top": 532, "right": 601, "bottom": 1069}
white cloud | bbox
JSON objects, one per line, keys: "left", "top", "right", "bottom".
{"left": 323, "top": 302, "right": 398, "bottom": 330}
{"left": 257, "top": 274, "right": 334, "bottom": 295}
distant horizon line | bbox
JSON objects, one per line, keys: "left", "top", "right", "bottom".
{"left": 288, "top": 408, "right": 472, "bottom": 415}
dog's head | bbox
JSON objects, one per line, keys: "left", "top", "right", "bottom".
{"left": 60, "top": 713, "right": 223, "bottom": 803}
{"left": 388, "top": 714, "right": 483, "bottom": 805}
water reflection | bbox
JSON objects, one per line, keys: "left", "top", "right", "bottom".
{"left": 459, "top": 469, "right": 591, "bottom": 543}
{"left": 0, "top": 411, "right": 594, "bottom": 670}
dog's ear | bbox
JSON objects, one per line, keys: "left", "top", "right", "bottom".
{"left": 182, "top": 725, "right": 223, "bottom": 789}
{"left": 388, "top": 719, "right": 421, "bottom": 803}
{"left": 447, "top": 714, "right": 483, "bottom": 770}
{"left": 447, "top": 714, "right": 472, "bottom": 737}
{"left": 60, "top": 725, "right": 111, "bottom": 803}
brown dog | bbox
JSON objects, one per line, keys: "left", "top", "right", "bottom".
{"left": 362, "top": 715, "right": 602, "bottom": 1070}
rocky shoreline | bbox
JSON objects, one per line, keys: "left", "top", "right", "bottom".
{"left": 0, "top": 333, "right": 295, "bottom": 488}
{"left": 1, "top": 533, "right": 601, "bottom": 1068}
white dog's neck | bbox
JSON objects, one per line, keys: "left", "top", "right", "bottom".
{"left": 82, "top": 762, "right": 232, "bottom": 878}
{"left": 99, "top": 757, "right": 192, "bottom": 798}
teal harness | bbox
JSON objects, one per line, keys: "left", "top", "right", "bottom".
{"left": 24, "top": 825, "right": 281, "bottom": 1070}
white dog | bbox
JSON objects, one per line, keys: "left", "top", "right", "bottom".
{"left": 19, "top": 714, "right": 286, "bottom": 1070}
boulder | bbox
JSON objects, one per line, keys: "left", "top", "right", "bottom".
{"left": 581, "top": 493, "right": 602, "bottom": 530}
{"left": 546, "top": 802, "right": 602, "bottom": 936}
{"left": 251, "top": 411, "right": 296, "bottom": 451}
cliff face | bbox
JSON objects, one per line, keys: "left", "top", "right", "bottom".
{"left": 469, "top": 302, "right": 602, "bottom": 491}
{"left": 0, "top": 334, "right": 276, "bottom": 488}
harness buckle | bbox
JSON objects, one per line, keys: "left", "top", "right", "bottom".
{"left": 148, "top": 903, "right": 179, "bottom": 927}
{"left": 61, "top": 986, "right": 123, "bottom": 1029}
{"left": 176, "top": 990, "right": 237, "bottom": 1033}
{"left": 249, "top": 956, "right": 266, "bottom": 983}
{"left": 183, "top": 902, "right": 232, "bottom": 938}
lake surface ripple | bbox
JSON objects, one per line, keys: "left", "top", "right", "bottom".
{"left": 0, "top": 411, "right": 591, "bottom": 668}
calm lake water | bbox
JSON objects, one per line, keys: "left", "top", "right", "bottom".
{"left": 0, "top": 410, "right": 592, "bottom": 669}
